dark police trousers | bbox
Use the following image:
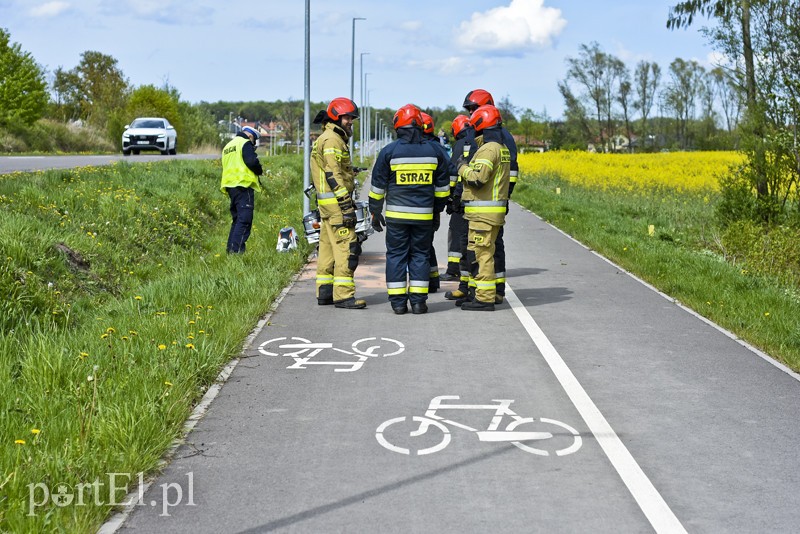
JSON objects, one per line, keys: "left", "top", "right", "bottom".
{"left": 226, "top": 186, "right": 254, "bottom": 253}
{"left": 386, "top": 222, "right": 434, "bottom": 308}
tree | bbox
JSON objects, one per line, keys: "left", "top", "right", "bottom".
{"left": 496, "top": 95, "right": 519, "bottom": 130}
{"left": 663, "top": 58, "right": 705, "bottom": 149}
{"left": 634, "top": 61, "right": 661, "bottom": 147}
{"left": 565, "top": 42, "right": 611, "bottom": 149}
{"left": 75, "top": 51, "right": 129, "bottom": 126}
{"left": 667, "top": 1, "right": 755, "bottom": 110}
{"left": 0, "top": 28, "right": 48, "bottom": 126}
{"left": 708, "top": 66, "right": 742, "bottom": 134}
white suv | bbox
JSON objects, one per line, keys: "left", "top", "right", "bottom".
{"left": 122, "top": 117, "right": 177, "bottom": 155}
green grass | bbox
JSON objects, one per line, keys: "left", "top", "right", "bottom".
{"left": 0, "top": 156, "right": 311, "bottom": 532}
{"left": 513, "top": 174, "right": 800, "bottom": 372}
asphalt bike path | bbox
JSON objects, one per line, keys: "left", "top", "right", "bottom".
{"left": 115, "top": 190, "right": 800, "bottom": 533}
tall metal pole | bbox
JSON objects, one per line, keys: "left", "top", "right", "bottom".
{"left": 359, "top": 52, "right": 369, "bottom": 163}
{"left": 303, "top": 0, "right": 311, "bottom": 214}
{"left": 349, "top": 17, "right": 365, "bottom": 156}
{"left": 363, "top": 74, "right": 371, "bottom": 156}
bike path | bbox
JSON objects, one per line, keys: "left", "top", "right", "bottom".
{"left": 118, "top": 199, "right": 800, "bottom": 533}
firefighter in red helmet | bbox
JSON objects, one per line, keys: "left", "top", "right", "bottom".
{"left": 369, "top": 104, "right": 451, "bottom": 314}
{"left": 310, "top": 97, "right": 367, "bottom": 309}
{"left": 442, "top": 114, "right": 474, "bottom": 301}
{"left": 419, "top": 111, "right": 458, "bottom": 293}
{"left": 461, "top": 89, "right": 519, "bottom": 304}
{"left": 455, "top": 104, "right": 510, "bottom": 311}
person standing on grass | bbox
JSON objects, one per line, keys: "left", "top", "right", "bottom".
{"left": 220, "top": 125, "right": 263, "bottom": 254}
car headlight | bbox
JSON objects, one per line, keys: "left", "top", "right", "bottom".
{"left": 157, "top": 133, "right": 165, "bottom": 138}
{"left": 122, "top": 133, "right": 130, "bottom": 138}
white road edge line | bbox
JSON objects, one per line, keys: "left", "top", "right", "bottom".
{"left": 515, "top": 202, "right": 800, "bottom": 383}
{"left": 505, "top": 283, "right": 687, "bottom": 534}
{"left": 97, "top": 263, "right": 310, "bottom": 534}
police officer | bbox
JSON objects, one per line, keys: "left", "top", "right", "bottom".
{"left": 369, "top": 104, "right": 451, "bottom": 315}
{"left": 443, "top": 115, "right": 474, "bottom": 302}
{"left": 420, "top": 111, "right": 458, "bottom": 293}
{"left": 462, "top": 89, "right": 518, "bottom": 304}
{"left": 456, "top": 105, "right": 510, "bottom": 311}
{"left": 310, "top": 97, "right": 366, "bottom": 309}
{"left": 221, "top": 125, "right": 264, "bottom": 254}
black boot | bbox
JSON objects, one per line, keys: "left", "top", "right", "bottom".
{"left": 318, "top": 285, "right": 334, "bottom": 305}
{"left": 411, "top": 302, "right": 428, "bottom": 314}
{"left": 334, "top": 298, "right": 367, "bottom": 309}
{"left": 392, "top": 304, "right": 408, "bottom": 315}
{"left": 461, "top": 299, "right": 495, "bottom": 311}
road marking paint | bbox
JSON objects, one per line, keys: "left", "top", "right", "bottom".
{"left": 514, "top": 202, "right": 800, "bottom": 384}
{"left": 505, "top": 283, "right": 687, "bottom": 534}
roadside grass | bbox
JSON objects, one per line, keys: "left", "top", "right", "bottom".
{"left": 0, "top": 156, "right": 310, "bottom": 531}
{"left": 512, "top": 174, "right": 800, "bottom": 372}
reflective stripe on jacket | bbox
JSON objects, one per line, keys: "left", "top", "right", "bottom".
{"left": 310, "top": 123, "right": 354, "bottom": 221}
{"left": 369, "top": 128, "right": 450, "bottom": 225}
{"left": 459, "top": 137, "right": 510, "bottom": 226}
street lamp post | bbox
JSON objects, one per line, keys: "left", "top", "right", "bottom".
{"left": 359, "top": 52, "right": 369, "bottom": 163}
{"left": 349, "top": 17, "right": 365, "bottom": 156}
{"left": 364, "top": 74, "right": 371, "bottom": 156}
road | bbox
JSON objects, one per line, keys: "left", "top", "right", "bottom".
{"left": 0, "top": 154, "right": 216, "bottom": 174}
{"left": 104, "top": 187, "right": 800, "bottom": 533}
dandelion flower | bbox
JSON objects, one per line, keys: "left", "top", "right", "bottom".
{"left": 134, "top": 296, "right": 143, "bottom": 301}
{"left": 106, "top": 327, "right": 115, "bottom": 334}
{"left": 764, "top": 312, "right": 770, "bottom": 317}
{"left": 79, "top": 352, "right": 89, "bottom": 360}
{"left": 185, "top": 343, "right": 195, "bottom": 349}
{"left": 158, "top": 344, "right": 167, "bottom": 350}
{"left": 15, "top": 439, "right": 25, "bottom": 445}
{"left": 31, "top": 429, "right": 40, "bottom": 435}
{"left": 165, "top": 381, "right": 173, "bottom": 387}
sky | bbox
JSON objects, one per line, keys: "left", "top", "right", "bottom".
{"left": 0, "top": 0, "right": 718, "bottom": 120}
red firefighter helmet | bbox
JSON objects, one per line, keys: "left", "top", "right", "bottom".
{"left": 420, "top": 112, "right": 434, "bottom": 135}
{"left": 451, "top": 115, "right": 471, "bottom": 137}
{"left": 463, "top": 89, "right": 494, "bottom": 111}
{"left": 469, "top": 104, "right": 502, "bottom": 132}
{"left": 326, "top": 97, "right": 359, "bottom": 121}
{"left": 393, "top": 104, "right": 422, "bottom": 130}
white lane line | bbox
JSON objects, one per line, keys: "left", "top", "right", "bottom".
{"left": 505, "top": 283, "right": 687, "bottom": 534}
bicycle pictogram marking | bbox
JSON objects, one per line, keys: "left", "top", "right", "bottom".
{"left": 257, "top": 336, "right": 404, "bottom": 373}
{"left": 375, "top": 395, "right": 582, "bottom": 456}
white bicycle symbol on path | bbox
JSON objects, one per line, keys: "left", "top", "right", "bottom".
{"left": 376, "top": 395, "right": 582, "bottom": 456}
{"left": 258, "top": 336, "right": 404, "bottom": 373}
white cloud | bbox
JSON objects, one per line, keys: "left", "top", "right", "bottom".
{"left": 406, "top": 57, "right": 473, "bottom": 76}
{"left": 29, "top": 1, "right": 69, "bottom": 17}
{"left": 455, "top": 0, "right": 566, "bottom": 54}
{"left": 400, "top": 20, "right": 423, "bottom": 32}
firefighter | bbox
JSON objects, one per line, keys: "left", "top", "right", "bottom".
{"left": 443, "top": 115, "right": 474, "bottom": 302}
{"left": 462, "top": 89, "right": 518, "bottom": 304}
{"left": 310, "top": 97, "right": 366, "bottom": 309}
{"left": 221, "top": 125, "right": 264, "bottom": 254}
{"left": 456, "top": 104, "right": 510, "bottom": 311}
{"left": 420, "top": 111, "right": 458, "bottom": 293}
{"left": 369, "top": 104, "right": 451, "bottom": 315}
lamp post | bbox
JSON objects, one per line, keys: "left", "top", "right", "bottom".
{"left": 303, "top": 0, "right": 311, "bottom": 214}
{"left": 349, "top": 17, "right": 365, "bottom": 155}
{"left": 359, "top": 52, "right": 369, "bottom": 163}
{"left": 364, "top": 74, "right": 371, "bottom": 156}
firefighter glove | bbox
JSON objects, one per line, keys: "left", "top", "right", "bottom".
{"left": 342, "top": 210, "right": 357, "bottom": 228}
{"left": 432, "top": 211, "right": 440, "bottom": 231}
{"left": 371, "top": 211, "right": 385, "bottom": 232}
{"left": 445, "top": 198, "right": 454, "bottom": 215}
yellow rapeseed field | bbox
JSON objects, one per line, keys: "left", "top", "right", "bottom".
{"left": 518, "top": 151, "right": 745, "bottom": 192}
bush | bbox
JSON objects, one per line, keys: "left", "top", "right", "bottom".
{"left": 720, "top": 220, "right": 800, "bottom": 287}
